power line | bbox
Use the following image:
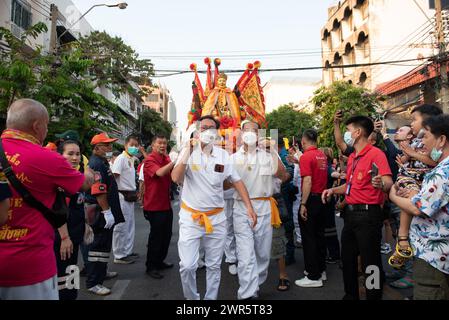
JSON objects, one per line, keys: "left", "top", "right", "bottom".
{"left": 29, "top": 0, "right": 50, "bottom": 13}
{"left": 27, "top": 2, "right": 50, "bottom": 19}
{"left": 150, "top": 56, "right": 436, "bottom": 78}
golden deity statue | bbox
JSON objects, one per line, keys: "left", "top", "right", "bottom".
{"left": 201, "top": 73, "right": 241, "bottom": 126}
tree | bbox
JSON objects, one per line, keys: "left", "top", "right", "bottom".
{"left": 312, "top": 81, "right": 381, "bottom": 148}
{"left": 266, "top": 103, "right": 317, "bottom": 140}
{"left": 77, "top": 31, "right": 154, "bottom": 99}
{"left": 0, "top": 23, "right": 153, "bottom": 148}
{"left": 137, "top": 109, "right": 172, "bottom": 147}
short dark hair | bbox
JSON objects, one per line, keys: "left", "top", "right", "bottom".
{"left": 277, "top": 136, "right": 285, "bottom": 146}
{"left": 151, "top": 134, "right": 168, "bottom": 143}
{"left": 302, "top": 129, "right": 318, "bottom": 143}
{"left": 423, "top": 114, "right": 449, "bottom": 140}
{"left": 198, "top": 115, "right": 220, "bottom": 129}
{"left": 125, "top": 135, "right": 140, "bottom": 144}
{"left": 412, "top": 104, "right": 443, "bottom": 117}
{"left": 345, "top": 115, "right": 374, "bottom": 137}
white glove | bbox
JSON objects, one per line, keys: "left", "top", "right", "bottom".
{"left": 102, "top": 209, "right": 115, "bottom": 229}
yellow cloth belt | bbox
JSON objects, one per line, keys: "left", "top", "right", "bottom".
{"left": 252, "top": 197, "right": 282, "bottom": 228}
{"left": 181, "top": 202, "right": 224, "bottom": 234}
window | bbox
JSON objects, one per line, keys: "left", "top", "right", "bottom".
{"left": 130, "top": 101, "right": 136, "bottom": 111}
{"left": 11, "top": 0, "right": 32, "bottom": 30}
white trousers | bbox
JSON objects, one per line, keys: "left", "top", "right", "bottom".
{"left": 292, "top": 195, "right": 302, "bottom": 242}
{"left": 224, "top": 199, "right": 237, "bottom": 264}
{"left": 178, "top": 208, "right": 227, "bottom": 300}
{"left": 0, "top": 275, "right": 59, "bottom": 300}
{"left": 112, "top": 193, "right": 136, "bottom": 259}
{"left": 233, "top": 207, "right": 272, "bottom": 300}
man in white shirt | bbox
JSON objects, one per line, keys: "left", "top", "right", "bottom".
{"left": 111, "top": 135, "right": 140, "bottom": 264}
{"left": 171, "top": 115, "right": 256, "bottom": 300}
{"left": 230, "top": 120, "right": 289, "bottom": 300}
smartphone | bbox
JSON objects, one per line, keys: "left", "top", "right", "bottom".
{"left": 371, "top": 163, "right": 379, "bottom": 178}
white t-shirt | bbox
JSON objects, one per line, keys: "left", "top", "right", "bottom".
{"left": 231, "top": 147, "right": 277, "bottom": 216}
{"left": 176, "top": 146, "right": 241, "bottom": 225}
{"left": 111, "top": 152, "right": 136, "bottom": 191}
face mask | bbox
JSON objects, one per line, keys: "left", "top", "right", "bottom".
{"left": 127, "top": 146, "right": 139, "bottom": 156}
{"left": 242, "top": 132, "right": 258, "bottom": 146}
{"left": 106, "top": 152, "right": 113, "bottom": 158}
{"left": 344, "top": 131, "right": 355, "bottom": 147}
{"left": 430, "top": 147, "right": 443, "bottom": 162}
{"left": 199, "top": 129, "right": 216, "bottom": 145}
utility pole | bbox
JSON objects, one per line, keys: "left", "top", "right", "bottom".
{"left": 49, "top": 4, "right": 59, "bottom": 55}
{"left": 435, "top": 0, "right": 449, "bottom": 113}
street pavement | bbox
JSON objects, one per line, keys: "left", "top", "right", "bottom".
{"left": 78, "top": 198, "right": 411, "bottom": 300}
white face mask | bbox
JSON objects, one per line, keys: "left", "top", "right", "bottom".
{"left": 344, "top": 131, "right": 355, "bottom": 147}
{"left": 199, "top": 129, "right": 217, "bottom": 145}
{"left": 106, "top": 152, "right": 113, "bottom": 158}
{"left": 242, "top": 132, "right": 258, "bottom": 146}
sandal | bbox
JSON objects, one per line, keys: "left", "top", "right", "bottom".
{"left": 396, "top": 237, "right": 413, "bottom": 258}
{"left": 277, "top": 278, "right": 290, "bottom": 292}
{"left": 389, "top": 276, "right": 414, "bottom": 289}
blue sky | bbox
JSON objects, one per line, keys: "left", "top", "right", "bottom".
{"left": 72, "top": 0, "right": 337, "bottom": 129}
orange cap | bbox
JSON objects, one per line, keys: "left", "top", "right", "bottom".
{"left": 45, "top": 142, "right": 57, "bottom": 151}
{"left": 90, "top": 133, "right": 118, "bottom": 145}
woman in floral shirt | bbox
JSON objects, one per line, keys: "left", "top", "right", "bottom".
{"left": 390, "top": 114, "right": 449, "bottom": 300}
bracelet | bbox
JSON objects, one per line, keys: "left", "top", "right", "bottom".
{"left": 301, "top": 203, "right": 307, "bottom": 207}
{"left": 61, "top": 235, "right": 70, "bottom": 241}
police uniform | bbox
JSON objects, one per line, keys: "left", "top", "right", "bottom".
{"left": 176, "top": 145, "right": 240, "bottom": 300}
{"left": 85, "top": 154, "right": 124, "bottom": 290}
{"left": 231, "top": 147, "right": 277, "bottom": 300}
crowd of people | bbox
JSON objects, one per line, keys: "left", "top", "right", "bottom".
{"left": 0, "top": 98, "right": 448, "bottom": 300}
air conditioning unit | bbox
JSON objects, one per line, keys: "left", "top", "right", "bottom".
{"left": 11, "top": 23, "right": 23, "bottom": 39}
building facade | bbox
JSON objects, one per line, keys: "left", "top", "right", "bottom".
{"left": 321, "top": 0, "right": 435, "bottom": 90}
{"left": 0, "top": 0, "right": 143, "bottom": 143}
{"left": 141, "top": 84, "right": 171, "bottom": 122}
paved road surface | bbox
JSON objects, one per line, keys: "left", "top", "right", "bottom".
{"left": 77, "top": 199, "right": 411, "bottom": 300}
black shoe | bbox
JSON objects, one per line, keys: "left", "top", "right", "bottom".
{"left": 146, "top": 270, "right": 164, "bottom": 279}
{"left": 157, "top": 262, "right": 174, "bottom": 270}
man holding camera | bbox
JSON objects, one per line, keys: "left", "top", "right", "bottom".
{"left": 322, "top": 116, "right": 393, "bottom": 300}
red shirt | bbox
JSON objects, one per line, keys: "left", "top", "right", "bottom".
{"left": 143, "top": 152, "right": 172, "bottom": 211}
{"left": 0, "top": 130, "right": 85, "bottom": 287}
{"left": 345, "top": 144, "right": 392, "bottom": 205}
{"left": 300, "top": 146, "right": 328, "bottom": 194}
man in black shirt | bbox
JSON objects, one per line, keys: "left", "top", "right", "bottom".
{"left": 85, "top": 133, "right": 124, "bottom": 296}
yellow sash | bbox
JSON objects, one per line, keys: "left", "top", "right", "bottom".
{"left": 181, "top": 202, "right": 224, "bottom": 234}
{"left": 252, "top": 197, "right": 282, "bottom": 228}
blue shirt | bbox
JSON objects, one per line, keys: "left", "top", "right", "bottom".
{"left": 411, "top": 155, "right": 449, "bottom": 274}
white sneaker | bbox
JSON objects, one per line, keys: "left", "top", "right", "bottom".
{"left": 88, "top": 284, "right": 111, "bottom": 296}
{"left": 295, "top": 277, "right": 323, "bottom": 288}
{"left": 228, "top": 264, "right": 238, "bottom": 276}
{"left": 105, "top": 271, "right": 118, "bottom": 280}
{"left": 303, "top": 271, "right": 327, "bottom": 281}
